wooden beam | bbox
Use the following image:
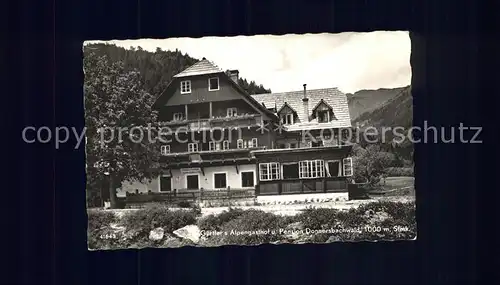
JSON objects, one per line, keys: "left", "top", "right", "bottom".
{"left": 235, "top": 164, "right": 239, "bottom": 174}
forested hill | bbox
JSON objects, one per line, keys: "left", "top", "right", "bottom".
{"left": 83, "top": 43, "right": 271, "bottom": 96}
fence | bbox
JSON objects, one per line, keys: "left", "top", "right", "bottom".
{"left": 125, "top": 188, "right": 255, "bottom": 206}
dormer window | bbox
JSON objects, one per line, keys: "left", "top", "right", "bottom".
{"left": 277, "top": 102, "right": 297, "bottom": 125}
{"left": 317, "top": 110, "right": 330, "bottom": 123}
{"left": 281, "top": 113, "right": 294, "bottom": 125}
{"left": 312, "top": 99, "right": 335, "bottom": 123}
{"left": 180, "top": 80, "right": 191, "bottom": 94}
{"left": 208, "top": 77, "right": 219, "bottom": 91}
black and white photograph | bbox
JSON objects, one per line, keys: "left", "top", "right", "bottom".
{"left": 84, "top": 31, "right": 416, "bottom": 249}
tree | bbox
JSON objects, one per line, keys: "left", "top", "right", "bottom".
{"left": 84, "top": 51, "right": 160, "bottom": 208}
{"left": 352, "top": 144, "right": 395, "bottom": 186}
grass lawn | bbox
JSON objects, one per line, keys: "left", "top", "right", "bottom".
{"left": 381, "top": 176, "right": 415, "bottom": 190}
{"left": 369, "top": 176, "right": 415, "bottom": 198}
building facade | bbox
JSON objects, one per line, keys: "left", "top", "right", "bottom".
{"left": 117, "top": 58, "right": 354, "bottom": 197}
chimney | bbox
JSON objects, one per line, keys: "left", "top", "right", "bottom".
{"left": 229, "top": 69, "right": 239, "bottom": 83}
{"left": 302, "top": 84, "right": 309, "bottom": 122}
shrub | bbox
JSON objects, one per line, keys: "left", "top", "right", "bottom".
{"left": 87, "top": 210, "right": 118, "bottom": 249}
{"left": 177, "top": 201, "right": 192, "bottom": 208}
{"left": 121, "top": 205, "right": 198, "bottom": 241}
{"left": 198, "top": 208, "right": 246, "bottom": 231}
{"left": 221, "top": 210, "right": 288, "bottom": 245}
{"left": 292, "top": 201, "right": 416, "bottom": 242}
{"left": 295, "top": 208, "right": 340, "bottom": 230}
{"left": 385, "top": 167, "right": 414, "bottom": 177}
{"left": 88, "top": 209, "right": 117, "bottom": 230}
{"left": 357, "top": 201, "right": 415, "bottom": 222}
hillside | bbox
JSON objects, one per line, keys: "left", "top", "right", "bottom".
{"left": 346, "top": 87, "right": 408, "bottom": 121}
{"left": 83, "top": 43, "right": 271, "bottom": 97}
{"left": 350, "top": 86, "right": 413, "bottom": 159}
{"left": 353, "top": 86, "right": 412, "bottom": 129}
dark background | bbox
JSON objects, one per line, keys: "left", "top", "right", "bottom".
{"left": 5, "top": 0, "right": 485, "bottom": 284}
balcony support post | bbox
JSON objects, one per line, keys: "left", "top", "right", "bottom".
{"left": 209, "top": 102, "right": 213, "bottom": 118}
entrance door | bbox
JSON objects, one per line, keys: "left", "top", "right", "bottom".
{"left": 186, "top": 174, "right": 199, "bottom": 190}
{"left": 160, "top": 176, "right": 172, "bottom": 192}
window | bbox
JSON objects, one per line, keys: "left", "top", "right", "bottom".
{"left": 259, "top": 162, "right": 280, "bottom": 181}
{"left": 327, "top": 161, "right": 340, "bottom": 177}
{"left": 209, "top": 141, "right": 222, "bottom": 151}
{"left": 227, "top": 107, "right": 238, "bottom": 117}
{"left": 186, "top": 174, "right": 199, "bottom": 189}
{"left": 343, "top": 157, "right": 353, "bottom": 176}
{"left": 208, "top": 77, "right": 219, "bottom": 91}
{"left": 188, "top": 143, "right": 199, "bottom": 152}
{"left": 222, "top": 140, "right": 230, "bottom": 150}
{"left": 160, "top": 145, "right": 170, "bottom": 155}
{"left": 281, "top": 113, "right": 294, "bottom": 125}
{"left": 173, "top": 112, "right": 184, "bottom": 121}
{"left": 241, "top": 171, "right": 254, "bottom": 187}
{"left": 282, "top": 163, "right": 299, "bottom": 179}
{"left": 299, "top": 160, "right": 325, "bottom": 179}
{"left": 180, "top": 80, "right": 191, "bottom": 94}
{"left": 159, "top": 176, "right": 172, "bottom": 192}
{"left": 214, "top": 173, "right": 227, "bottom": 189}
{"left": 249, "top": 138, "right": 258, "bottom": 148}
{"left": 237, "top": 139, "right": 244, "bottom": 149}
{"left": 288, "top": 143, "right": 297, "bottom": 149}
{"left": 317, "top": 110, "right": 330, "bottom": 123}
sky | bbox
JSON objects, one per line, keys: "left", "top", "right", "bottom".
{"left": 86, "top": 31, "right": 411, "bottom": 94}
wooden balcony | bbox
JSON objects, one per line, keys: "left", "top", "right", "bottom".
{"left": 160, "top": 114, "right": 263, "bottom": 132}
{"left": 257, "top": 176, "right": 349, "bottom": 195}
{"left": 159, "top": 148, "right": 264, "bottom": 168}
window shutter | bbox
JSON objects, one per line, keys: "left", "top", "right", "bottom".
{"left": 343, "top": 157, "right": 353, "bottom": 176}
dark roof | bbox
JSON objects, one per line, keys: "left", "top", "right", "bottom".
{"left": 251, "top": 88, "right": 352, "bottom": 130}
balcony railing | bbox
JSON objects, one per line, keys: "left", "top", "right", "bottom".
{"left": 257, "top": 176, "right": 349, "bottom": 195}
{"left": 160, "top": 114, "right": 262, "bottom": 132}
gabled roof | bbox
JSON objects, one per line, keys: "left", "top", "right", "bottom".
{"left": 173, "top": 58, "right": 223, "bottom": 78}
{"left": 251, "top": 87, "right": 352, "bottom": 130}
{"left": 311, "top": 99, "right": 334, "bottom": 112}
{"left": 277, "top": 102, "right": 297, "bottom": 114}
{"left": 152, "top": 59, "right": 277, "bottom": 119}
